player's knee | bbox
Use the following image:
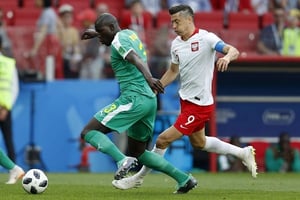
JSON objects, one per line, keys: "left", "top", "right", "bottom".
{"left": 80, "top": 127, "right": 90, "bottom": 140}
{"left": 192, "top": 142, "right": 205, "bottom": 149}
{"left": 190, "top": 138, "right": 206, "bottom": 149}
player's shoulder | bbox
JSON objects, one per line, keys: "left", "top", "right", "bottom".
{"left": 112, "top": 30, "right": 131, "bottom": 46}
{"left": 119, "top": 29, "right": 137, "bottom": 37}
{"left": 198, "top": 29, "right": 218, "bottom": 38}
{"left": 114, "top": 29, "right": 139, "bottom": 42}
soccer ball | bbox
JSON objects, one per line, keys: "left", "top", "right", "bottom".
{"left": 22, "top": 169, "right": 48, "bottom": 194}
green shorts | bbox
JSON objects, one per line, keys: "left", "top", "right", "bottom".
{"left": 94, "top": 94, "right": 157, "bottom": 142}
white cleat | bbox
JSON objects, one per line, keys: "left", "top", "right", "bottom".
{"left": 6, "top": 165, "right": 25, "bottom": 184}
{"left": 112, "top": 175, "right": 143, "bottom": 190}
{"left": 114, "top": 157, "right": 138, "bottom": 180}
{"left": 242, "top": 146, "right": 258, "bottom": 178}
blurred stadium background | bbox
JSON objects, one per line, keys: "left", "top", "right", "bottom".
{"left": 0, "top": 0, "right": 299, "bottom": 174}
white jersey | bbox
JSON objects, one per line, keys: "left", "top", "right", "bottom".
{"left": 171, "top": 29, "right": 222, "bottom": 106}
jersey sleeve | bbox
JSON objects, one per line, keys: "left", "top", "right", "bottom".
{"left": 206, "top": 32, "right": 224, "bottom": 50}
{"left": 170, "top": 41, "right": 179, "bottom": 64}
{"left": 111, "top": 31, "right": 134, "bottom": 59}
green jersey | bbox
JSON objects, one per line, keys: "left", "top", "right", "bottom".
{"left": 111, "top": 29, "right": 155, "bottom": 97}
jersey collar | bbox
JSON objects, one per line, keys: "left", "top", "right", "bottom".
{"left": 181, "top": 28, "right": 199, "bottom": 41}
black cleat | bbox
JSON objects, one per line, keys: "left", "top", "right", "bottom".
{"left": 174, "top": 176, "right": 198, "bottom": 194}
{"left": 114, "top": 157, "right": 138, "bottom": 180}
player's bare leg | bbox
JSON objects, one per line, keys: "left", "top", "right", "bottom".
{"left": 190, "top": 129, "right": 257, "bottom": 178}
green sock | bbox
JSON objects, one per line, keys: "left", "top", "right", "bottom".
{"left": 0, "top": 149, "right": 15, "bottom": 170}
{"left": 138, "top": 150, "right": 189, "bottom": 185}
{"left": 84, "top": 130, "right": 126, "bottom": 164}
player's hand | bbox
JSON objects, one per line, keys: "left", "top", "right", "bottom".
{"left": 0, "top": 107, "right": 8, "bottom": 121}
{"left": 216, "top": 57, "right": 230, "bottom": 72}
{"left": 81, "top": 29, "right": 99, "bottom": 40}
{"left": 147, "top": 78, "right": 164, "bottom": 94}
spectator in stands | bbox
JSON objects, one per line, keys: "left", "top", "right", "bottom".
{"left": 224, "top": 0, "right": 253, "bottom": 13}
{"left": 218, "top": 136, "right": 247, "bottom": 172}
{"left": 265, "top": 132, "right": 300, "bottom": 172}
{"left": 27, "top": 0, "right": 63, "bottom": 79}
{"left": 149, "top": 25, "right": 172, "bottom": 79}
{"left": 57, "top": 4, "right": 82, "bottom": 79}
{"left": 251, "top": 0, "right": 270, "bottom": 16}
{"left": 221, "top": 0, "right": 253, "bottom": 27}
{"left": 120, "top": 0, "right": 152, "bottom": 44}
{"left": 270, "top": 0, "right": 300, "bottom": 12}
{"left": 77, "top": 8, "right": 104, "bottom": 79}
{"left": 140, "top": 0, "right": 163, "bottom": 16}
{"left": 282, "top": 10, "right": 300, "bottom": 56}
{"left": 0, "top": 8, "right": 13, "bottom": 57}
{"left": 251, "top": 0, "right": 270, "bottom": 29}
{"left": 96, "top": 3, "right": 109, "bottom": 16}
{"left": 149, "top": 25, "right": 174, "bottom": 111}
{"left": 257, "top": 7, "right": 286, "bottom": 55}
{"left": 0, "top": 34, "right": 25, "bottom": 185}
{"left": 0, "top": 35, "right": 18, "bottom": 163}
{"left": 167, "top": 0, "right": 212, "bottom": 12}
{"left": 95, "top": 3, "right": 114, "bottom": 78}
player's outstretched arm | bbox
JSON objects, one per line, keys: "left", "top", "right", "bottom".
{"left": 160, "top": 63, "right": 179, "bottom": 88}
{"left": 126, "top": 51, "right": 164, "bottom": 94}
{"left": 81, "top": 29, "right": 99, "bottom": 40}
{"left": 216, "top": 45, "right": 240, "bottom": 72}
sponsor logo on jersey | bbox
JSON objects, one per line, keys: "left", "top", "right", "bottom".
{"left": 180, "top": 124, "right": 188, "bottom": 129}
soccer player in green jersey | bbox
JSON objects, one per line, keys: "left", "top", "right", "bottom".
{"left": 80, "top": 13, "right": 197, "bottom": 193}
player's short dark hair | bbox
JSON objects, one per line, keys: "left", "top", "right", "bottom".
{"left": 95, "top": 13, "right": 118, "bottom": 28}
{"left": 169, "top": 4, "right": 194, "bottom": 18}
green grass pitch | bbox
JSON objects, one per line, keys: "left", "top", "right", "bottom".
{"left": 1, "top": 172, "right": 300, "bottom": 200}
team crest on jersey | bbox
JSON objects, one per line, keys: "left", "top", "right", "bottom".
{"left": 191, "top": 42, "right": 199, "bottom": 52}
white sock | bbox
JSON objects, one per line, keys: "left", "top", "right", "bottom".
{"left": 203, "top": 136, "right": 244, "bottom": 159}
{"left": 134, "top": 145, "right": 167, "bottom": 179}
{"left": 153, "top": 145, "right": 167, "bottom": 156}
{"left": 10, "top": 165, "right": 18, "bottom": 172}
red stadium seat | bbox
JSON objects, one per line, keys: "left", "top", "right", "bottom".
{"left": 262, "top": 12, "right": 274, "bottom": 28}
{"left": 119, "top": 9, "right": 153, "bottom": 30}
{"left": 210, "top": 0, "right": 226, "bottom": 10}
{"left": 194, "top": 11, "right": 224, "bottom": 33}
{"left": 94, "top": 0, "right": 124, "bottom": 9}
{"left": 14, "top": 8, "right": 41, "bottom": 26}
{"left": 6, "top": 27, "right": 36, "bottom": 71}
{"left": 228, "top": 12, "right": 259, "bottom": 31}
{"left": 0, "top": 1, "right": 18, "bottom": 10}
{"left": 22, "top": 0, "right": 37, "bottom": 8}
{"left": 156, "top": 10, "right": 170, "bottom": 28}
{"left": 249, "top": 141, "right": 270, "bottom": 172}
{"left": 220, "top": 29, "right": 259, "bottom": 56}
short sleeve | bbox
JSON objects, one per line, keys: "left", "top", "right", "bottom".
{"left": 206, "top": 32, "right": 223, "bottom": 50}
{"left": 170, "top": 41, "right": 179, "bottom": 64}
{"left": 111, "top": 32, "right": 134, "bottom": 59}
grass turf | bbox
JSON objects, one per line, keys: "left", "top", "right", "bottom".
{"left": 0, "top": 172, "right": 300, "bottom": 200}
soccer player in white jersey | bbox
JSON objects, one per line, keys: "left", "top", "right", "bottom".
{"left": 112, "top": 4, "right": 257, "bottom": 190}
